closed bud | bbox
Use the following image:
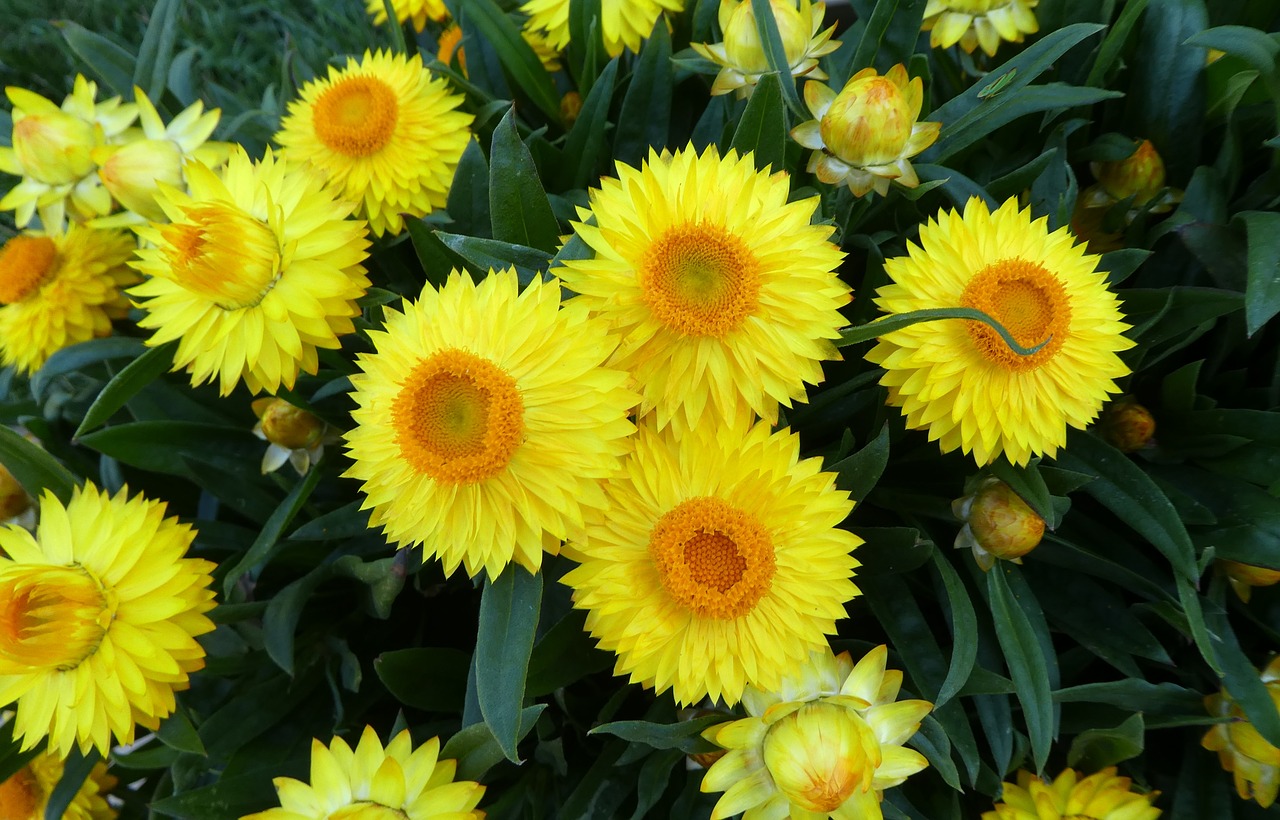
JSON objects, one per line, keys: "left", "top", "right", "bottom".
{"left": 253, "top": 398, "right": 325, "bottom": 450}
{"left": 12, "top": 111, "right": 97, "bottom": 185}
{"left": 954, "top": 478, "right": 1045, "bottom": 571}
{"left": 560, "top": 91, "right": 583, "bottom": 129}
{"left": 1088, "top": 139, "right": 1179, "bottom": 213}
{"left": 762, "top": 702, "right": 881, "bottom": 813}
{"left": 819, "top": 72, "right": 915, "bottom": 167}
{"left": 1100, "top": 398, "right": 1156, "bottom": 453}
{"left": 97, "top": 139, "right": 184, "bottom": 222}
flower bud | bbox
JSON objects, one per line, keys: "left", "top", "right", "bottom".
{"left": 819, "top": 71, "right": 916, "bottom": 167}
{"left": 1099, "top": 398, "right": 1156, "bottom": 453}
{"left": 560, "top": 91, "right": 583, "bottom": 129}
{"left": 953, "top": 478, "right": 1045, "bottom": 571}
{"left": 12, "top": 110, "right": 97, "bottom": 185}
{"left": 1093, "top": 139, "right": 1167, "bottom": 207}
{"left": 96, "top": 139, "right": 185, "bottom": 222}
{"left": 253, "top": 398, "right": 326, "bottom": 450}
{"left": 762, "top": 702, "right": 881, "bottom": 813}
{"left": 722, "top": 0, "right": 812, "bottom": 74}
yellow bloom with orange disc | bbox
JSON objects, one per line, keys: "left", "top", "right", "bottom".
{"left": 553, "top": 145, "right": 849, "bottom": 437}
{"left": 0, "top": 75, "right": 137, "bottom": 230}
{"left": 0, "top": 482, "right": 216, "bottom": 757}
{"left": 521, "top": 0, "right": 685, "bottom": 58}
{"left": 865, "top": 196, "right": 1134, "bottom": 467}
{"left": 701, "top": 645, "right": 931, "bottom": 819}
{"left": 791, "top": 65, "right": 940, "bottom": 197}
{"left": 130, "top": 146, "right": 370, "bottom": 396}
{"left": 693, "top": 0, "right": 839, "bottom": 98}
{"left": 344, "top": 268, "right": 637, "bottom": 580}
{"left": 0, "top": 748, "right": 117, "bottom": 819}
{"left": 365, "top": 0, "right": 447, "bottom": 32}
{"left": 0, "top": 225, "right": 137, "bottom": 375}
{"left": 983, "top": 767, "right": 1161, "bottom": 820}
{"left": 242, "top": 725, "right": 484, "bottom": 820}
{"left": 1203, "top": 656, "right": 1280, "bottom": 808}
{"left": 923, "top": 0, "right": 1039, "bottom": 57}
{"left": 561, "top": 419, "right": 860, "bottom": 706}
{"left": 274, "top": 49, "right": 472, "bottom": 237}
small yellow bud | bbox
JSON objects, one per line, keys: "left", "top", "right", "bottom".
{"left": 819, "top": 73, "right": 914, "bottom": 167}
{"left": 1094, "top": 139, "right": 1168, "bottom": 207}
{"left": 252, "top": 398, "right": 325, "bottom": 450}
{"left": 97, "top": 138, "right": 185, "bottom": 222}
{"left": 953, "top": 478, "right": 1045, "bottom": 571}
{"left": 12, "top": 111, "right": 97, "bottom": 185}
{"left": 0, "top": 463, "right": 30, "bottom": 520}
{"left": 1099, "top": 398, "right": 1156, "bottom": 453}
{"left": 721, "top": 0, "right": 812, "bottom": 74}
{"left": 560, "top": 91, "right": 583, "bottom": 129}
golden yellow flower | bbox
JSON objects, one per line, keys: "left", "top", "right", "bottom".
{"left": 242, "top": 725, "right": 484, "bottom": 819}
{"left": 562, "top": 419, "right": 860, "bottom": 706}
{"left": 252, "top": 397, "right": 330, "bottom": 476}
{"left": 865, "top": 197, "right": 1134, "bottom": 466}
{"left": 1221, "top": 560, "right": 1280, "bottom": 603}
{"left": 130, "top": 146, "right": 370, "bottom": 396}
{"left": 521, "top": 0, "right": 685, "bottom": 58}
{"left": 0, "top": 76, "right": 137, "bottom": 230}
{"left": 701, "top": 645, "right": 931, "bottom": 819}
{"left": 791, "top": 65, "right": 940, "bottom": 197}
{"left": 553, "top": 145, "right": 849, "bottom": 436}
{"left": 983, "top": 767, "right": 1161, "bottom": 820}
{"left": 1203, "top": 656, "right": 1280, "bottom": 808}
{"left": 953, "top": 477, "right": 1044, "bottom": 571}
{"left": 435, "top": 23, "right": 562, "bottom": 76}
{"left": 0, "top": 483, "right": 216, "bottom": 757}
{"left": 692, "top": 0, "right": 839, "bottom": 98}
{"left": 1082, "top": 139, "right": 1181, "bottom": 216}
{"left": 365, "top": 0, "right": 448, "bottom": 32}
{"left": 344, "top": 269, "right": 637, "bottom": 580}
{"left": 923, "top": 0, "right": 1040, "bottom": 57}
{"left": 0, "top": 225, "right": 137, "bottom": 375}
{"left": 0, "top": 748, "right": 117, "bottom": 820}
{"left": 274, "top": 50, "right": 472, "bottom": 238}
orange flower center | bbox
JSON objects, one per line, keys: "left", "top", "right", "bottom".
{"left": 0, "top": 765, "right": 40, "bottom": 816}
{"left": 0, "top": 564, "right": 112, "bottom": 672}
{"left": 313, "top": 76, "right": 399, "bottom": 158}
{"left": 161, "top": 202, "right": 279, "bottom": 309}
{"left": 649, "top": 497, "right": 774, "bottom": 619}
{"left": 392, "top": 348, "right": 525, "bottom": 484}
{"left": 960, "top": 258, "right": 1069, "bottom": 371}
{"left": 0, "top": 235, "right": 57, "bottom": 304}
{"left": 641, "top": 224, "right": 760, "bottom": 338}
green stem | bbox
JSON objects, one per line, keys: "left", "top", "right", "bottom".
{"left": 837, "top": 306, "right": 1050, "bottom": 357}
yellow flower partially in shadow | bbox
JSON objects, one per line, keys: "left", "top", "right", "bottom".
{"left": 1203, "top": 656, "right": 1280, "bottom": 808}
{"left": 521, "top": 0, "right": 685, "bottom": 58}
{"left": 0, "top": 748, "right": 117, "bottom": 819}
{"left": 364, "top": 0, "right": 447, "bottom": 32}
{"left": 983, "top": 767, "right": 1161, "bottom": 819}
{"left": 923, "top": 0, "right": 1039, "bottom": 57}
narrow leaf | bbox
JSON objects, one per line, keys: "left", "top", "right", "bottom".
{"left": 31, "top": 337, "right": 146, "bottom": 401}
{"left": 222, "top": 466, "right": 323, "bottom": 597}
{"left": 133, "top": 0, "right": 183, "bottom": 101}
{"left": 838, "top": 307, "right": 1049, "bottom": 356}
{"left": 75, "top": 341, "right": 177, "bottom": 437}
{"left": 1237, "top": 211, "right": 1280, "bottom": 335}
{"left": 476, "top": 566, "right": 543, "bottom": 762}
{"left": 615, "top": 21, "right": 673, "bottom": 168}
{"left": 932, "top": 551, "right": 978, "bottom": 709}
{"left": 489, "top": 108, "right": 560, "bottom": 253}
{"left": 0, "top": 426, "right": 76, "bottom": 504}
{"left": 988, "top": 566, "right": 1055, "bottom": 773}
{"left": 730, "top": 72, "right": 786, "bottom": 172}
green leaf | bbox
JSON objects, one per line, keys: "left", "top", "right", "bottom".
{"left": 838, "top": 307, "right": 1049, "bottom": 356}
{"left": 406, "top": 218, "right": 467, "bottom": 288}
{"left": 615, "top": 21, "right": 672, "bottom": 168}
{"left": 445, "top": 0, "right": 561, "bottom": 122}
{"left": 45, "top": 749, "right": 99, "bottom": 820}
{"left": 0, "top": 426, "right": 76, "bottom": 504}
{"left": 988, "top": 458, "right": 1062, "bottom": 530}
{"left": 1186, "top": 25, "right": 1278, "bottom": 76}
{"left": 146, "top": 773, "right": 280, "bottom": 819}
{"left": 57, "top": 21, "right": 137, "bottom": 98}
{"left": 1086, "top": 0, "right": 1150, "bottom": 86}
{"left": 489, "top": 108, "right": 560, "bottom": 254}
{"left": 133, "top": 0, "right": 183, "bottom": 102}
{"left": 1054, "top": 679, "right": 1204, "bottom": 713}
{"left": 434, "top": 231, "right": 552, "bottom": 281}
{"left": 932, "top": 551, "right": 978, "bottom": 710}
{"left": 988, "top": 566, "right": 1055, "bottom": 773}
{"left": 157, "top": 703, "right": 207, "bottom": 756}
{"left": 628, "top": 749, "right": 684, "bottom": 820}
{"left": 559, "top": 58, "right": 620, "bottom": 188}
{"left": 476, "top": 566, "right": 543, "bottom": 763}
{"left": 590, "top": 715, "right": 723, "bottom": 753}
{"left": 1236, "top": 211, "right": 1280, "bottom": 335}
{"left": 1068, "top": 713, "right": 1145, "bottom": 770}
{"left": 849, "top": 0, "right": 927, "bottom": 75}
{"left": 75, "top": 341, "right": 177, "bottom": 437}
{"left": 1097, "top": 248, "right": 1152, "bottom": 285}
{"left": 380, "top": 0, "right": 409, "bottom": 54}
{"left": 852, "top": 528, "right": 933, "bottom": 576}
{"left": 1206, "top": 605, "right": 1280, "bottom": 748}
{"left": 447, "top": 139, "right": 491, "bottom": 239}
{"left": 78, "top": 421, "right": 262, "bottom": 477}
{"left": 1128, "top": 0, "right": 1209, "bottom": 179}
{"left": 441, "top": 704, "right": 547, "bottom": 781}
{"left": 375, "top": 648, "right": 471, "bottom": 712}
{"left": 222, "top": 467, "right": 322, "bottom": 598}
{"left": 828, "top": 424, "right": 889, "bottom": 506}
{"left": 0, "top": 718, "right": 41, "bottom": 784}
{"left": 748, "top": 0, "right": 805, "bottom": 117}
{"left": 730, "top": 71, "right": 786, "bottom": 172}
{"left": 31, "top": 337, "right": 146, "bottom": 401}
{"left": 288, "top": 502, "right": 372, "bottom": 542}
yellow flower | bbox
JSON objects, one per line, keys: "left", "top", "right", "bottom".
{"left": 561, "top": 420, "right": 860, "bottom": 706}
{"left": 0, "top": 225, "right": 137, "bottom": 375}
{"left": 1081, "top": 139, "right": 1181, "bottom": 216}
{"left": 365, "top": 0, "right": 448, "bottom": 32}
{"left": 692, "top": 0, "right": 840, "bottom": 98}
{"left": 252, "top": 397, "right": 330, "bottom": 476}
{"left": 1221, "top": 560, "right": 1280, "bottom": 603}
{"left": 0, "top": 748, "right": 117, "bottom": 819}
{"left": 93, "top": 90, "right": 229, "bottom": 223}
{"left": 983, "top": 767, "right": 1161, "bottom": 820}
{"left": 791, "top": 65, "right": 940, "bottom": 197}
{"left": 553, "top": 145, "right": 849, "bottom": 436}
{"left": 953, "top": 477, "right": 1044, "bottom": 571}
{"left": 701, "top": 645, "right": 931, "bottom": 819}
{"left": 1203, "top": 656, "right": 1280, "bottom": 808}
{"left": 274, "top": 50, "right": 472, "bottom": 238}
{"left": 436, "top": 24, "right": 562, "bottom": 76}
{"left": 344, "top": 269, "right": 637, "bottom": 580}
{"left": 521, "top": 0, "right": 685, "bottom": 58}
{"left": 0, "top": 76, "right": 137, "bottom": 230}
{"left": 865, "top": 197, "right": 1134, "bottom": 466}
{"left": 0, "top": 483, "right": 216, "bottom": 757}
{"left": 242, "top": 725, "right": 484, "bottom": 819}
{"left": 130, "top": 146, "right": 370, "bottom": 396}
{"left": 923, "top": 0, "right": 1040, "bottom": 57}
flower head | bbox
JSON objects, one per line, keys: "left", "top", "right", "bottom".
{"left": 521, "top": 0, "right": 685, "bottom": 58}
{"left": 923, "top": 0, "right": 1040, "bottom": 57}
{"left": 0, "top": 748, "right": 117, "bottom": 819}
{"left": 0, "top": 76, "right": 137, "bottom": 230}
{"left": 1221, "top": 560, "right": 1280, "bottom": 603}
{"left": 0, "top": 225, "right": 137, "bottom": 375}
{"left": 1203, "top": 656, "right": 1280, "bottom": 808}
{"left": 242, "top": 725, "right": 484, "bottom": 819}
{"left": 274, "top": 50, "right": 473, "bottom": 237}
{"left": 693, "top": 0, "right": 839, "bottom": 98}
{"left": 701, "top": 645, "right": 931, "bottom": 818}
{"left": 0, "top": 483, "right": 216, "bottom": 757}
{"left": 553, "top": 145, "right": 849, "bottom": 436}
{"left": 1082, "top": 139, "right": 1181, "bottom": 216}
{"left": 983, "top": 767, "right": 1161, "bottom": 820}
{"left": 1099, "top": 397, "right": 1156, "bottom": 453}
{"left": 865, "top": 197, "right": 1135, "bottom": 466}
{"left": 953, "top": 477, "right": 1045, "bottom": 571}
{"left": 130, "top": 146, "right": 370, "bottom": 395}
{"left": 791, "top": 65, "right": 940, "bottom": 197}
{"left": 345, "top": 269, "right": 637, "bottom": 580}
{"left": 561, "top": 420, "right": 860, "bottom": 706}
{"left": 365, "top": 0, "right": 448, "bottom": 32}
{"left": 252, "top": 397, "right": 330, "bottom": 476}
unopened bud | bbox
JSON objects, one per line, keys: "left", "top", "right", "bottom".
{"left": 1100, "top": 399, "right": 1156, "bottom": 453}
{"left": 953, "top": 478, "right": 1045, "bottom": 571}
{"left": 252, "top": 398, "right": 325, "bottom": 450}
